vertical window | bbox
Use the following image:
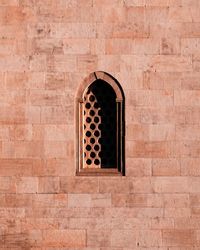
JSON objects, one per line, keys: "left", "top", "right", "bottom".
{"left": 76, "top": 72, "right": 125, "bottom": 176}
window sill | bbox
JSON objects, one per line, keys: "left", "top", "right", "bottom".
{"left": 76, "top": 168, "right": 122, "bottom": 176}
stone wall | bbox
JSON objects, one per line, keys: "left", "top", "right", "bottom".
{"left": 0, "top": 0, "right": 200, "bottom": 249}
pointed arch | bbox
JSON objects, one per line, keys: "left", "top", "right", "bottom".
{"left": 75, "top": 71, "right": 125, "bottom": 176}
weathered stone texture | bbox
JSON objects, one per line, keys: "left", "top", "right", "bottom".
{"left": 0, "top": 0, "right": 199, "bottom": 248}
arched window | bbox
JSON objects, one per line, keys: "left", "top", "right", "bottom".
{"left": 76, "top": 72, "right": 125, "bottom": 176}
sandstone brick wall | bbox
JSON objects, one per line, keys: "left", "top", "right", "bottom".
{"left": 0, "top": 0, "right": 200, "bottom": 249}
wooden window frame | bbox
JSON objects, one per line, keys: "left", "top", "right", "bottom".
{"left": 75, "top": 71, "right": 125, "bottom": 176}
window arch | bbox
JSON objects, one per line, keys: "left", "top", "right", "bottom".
{"left": 76, "top": 71, "right": 125, "bottom": 176}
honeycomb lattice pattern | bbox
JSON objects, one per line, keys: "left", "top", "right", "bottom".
{"left": 82, "top": 79, "right": 117, "bottom": 169}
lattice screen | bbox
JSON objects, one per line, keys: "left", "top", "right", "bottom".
{"left": 82, "top": 79, "right": 117, "bottom": 169}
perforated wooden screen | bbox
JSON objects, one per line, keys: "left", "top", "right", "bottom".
{"left": 82, "top": 80, "right": 117, "bottom": 169}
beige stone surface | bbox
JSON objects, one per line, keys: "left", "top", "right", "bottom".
{"left": 0, "top": 0, "right": 199, "bottom": 248}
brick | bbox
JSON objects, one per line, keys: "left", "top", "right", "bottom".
{"left": 33, "top": 158, "right": 72, "bottom": 177}
{"left": 161, "top": 38, "right": 180, "bottom": 55}
{"left": 133, "top": 38, "right": 160, "bottom": 54}
{"left": 0, "top": 0, "right": 19, "bottom": 6}
{"left": 151, "top": 218, "right": 174, "bottom": 229}
{"left": 99, "top": 178, "right": 131, "bottom": 193}
{"left": 182, "top": 0, "right": 200, "bottom": 6}
{"left": 0, "top": 38, "right": 14, "bottom": 55}
{"left": 121, "top": 54, "right": 152, "bottom": 71}
{"left": 0, "top": 90, "right": 26, "bottom": 106}
{"left": 87, "top": 230, "right": 110, "bottom": 247}
{"left": 0, "top": 25, "right": 26, "bottom": 39}
{"left": 181, "top": 23, "right": 200, "bottom": 38}
{"left": 174, "top": 106, "right": 200, "bottom": 124}
{"left": 16, "top": 177, "right": 38, "bottom": 194}
{"left": 117, "top": 70, "right": 144, "bottom": 89}
{"left": 150, "top": 55, "right": 192, "bottom": 72}
{"left": 145, "top": 0, "right": 181, "bottom": 6}
{"left": 48, "top": 55, "right": 76, "bottom": 72}
{"left": 60, "top": 177, "right": 99, "bottom": 193}
{"left": 164, "top": 207, "right": 191, "bottom": 218}
{"left": 163, "top": 194, "right": 190, "bottom": 207}
{"left": 5, "top": 194, "right": 32, "bottom": 207}
{"left": 181, "top": 158, "right": 200, "bottom": 176}
{"left": 175, "top": 218, "right": 200, "bottom": 229}
{"left": 50, "top": 23, "right": 96, "bottom": 38}
{"left": 139, "top": 107, "right": 175, "bottom": 124}
{"left": 136, "top": 230, "right": 162, "bottom": 247}
{"left": 0, "top": 177, "right": 15, "bottom": 193}
{"left": 68, "top": 194, "right": 91, "bottom": 207}
{"left": 91, "top": 194, "right": 111, "bottom": 207}
{"left": 0, "top": 159, "right": 32, "bottom": 176}
{"left": 189, "top": 177, "right": 200, "bottom": 193}
{"left": 181, "top": 38, "right": 200, "bottom": 55}
{"left": 0, "top": 55, "right": 28, "bottom": 71}
{"left": 143, "top": 72, "right": 181, "bottom": 90}
{"left": 68, "top": 217, "right": 95, "bottom": 229}
{"left": 44, "top": 124, "right": 73, "bottom": 141}
{"left": 176, "top": 125, "right": 200, "bottom": 140}
{"left": 2, "top": 141, "right": 44, "bottom": 158}
{"left": 32, "top": 194, "right": 67, "bottom": 208}
{"left": 175, "top": 141, "right": 200, "bottom": 158}
{"left": 98, "top": 55, "right": 120, "bottom": 72}
{"left": 152, "top": 159, "right": 180, "bottom": 176}
{"left": 9, "top": 125, "right": 32, "bottom": 141}
{"left": 97, "top": 22, "right": 149, "bottom": 39}
{"left": 0, "top": 125, "right": 9, "bottom": 140}
{"left": 41, "top": 106, "right": 73, "bottom": 124}
{"left": 43, "top": 229, "right": 86, "bottom": 247}
{"left": 127, "top": 90, "right": 173, "bottom": 107}
{"left": 145, "top": 7, "right": 169, "bottom": 24}
{"left": 33, "top": 38, "right": 63, "bottom": 54}
{"left": 38, "top": 177, "right": 59, "bottom": 194}
{"left": 111, "top": 230, "right": 136, "bottom": 247}
{"left": 153, "top": 177, "right": 189, "bottom": 193}
{"left": 90, "top": 38, "right": 106, "bottom": 55}
{"left": 105, "top": 39, "right": 132, "bottom": 54}
{"left": 131, "top": 177, "right": 154, "bottom": 193}
{"left": 45, "top": 72, "right": 65, "bottom": 91}
{"left": 127, "top": 141, "right": 173, "bottom": 158}
{"left": 112, "top": 194, "right": 128, "bottom": 207}
{"left": 77, "top": 7, "right": 102, "bottom": 23}
{"left": 25, "top": 106, "right": 41, "bottom": 124}
{"left": 29, "top": 55, "right": 46, "bottom": 71}
{"left": 126, "top": 124, "right": 149, "bottom": 140}
{"left": 5, "top": 72, "right": 26, "bottom": 90}
{"left": 28, "top": 90, "right": 70, "bottom": 106}
{"left": 63, "top": 39, "right": 90, "bottom": 54}
{"left": 162, "top": 230, "right": 196, "bottom": 246}
{"left": 128, "top": 193, "right": 163, "bottom": 208}
{"left": 181, "top": 72, "right": 200, "bottom": 90}
{"left": 193, "top": 54, "right": 200, "bottom": 72}
{"left": 101, "top": 7, "right": 127, "bottom": 23}
{"left": 149, "top": 124, "right": 175, "bottom": 141}
{"left": 192, "top": 207, "right": 200, "bottom": 217}
{"left": 77, "top": 55, "right": 98, "bottom": 72}
{"left": 126, "top": 158, "right": 152, "bottom": 177}
{"left": 0, "top": 232, "right": 31, "bottom": 248}
{"left": 150, "top": 22, "right": 182, "bottom": 39}
{"left": 169, "top": 7, "right": 193, "bottom": 22}
{"left": 124, "top": 0, "right": 145, "bottom": 6}
{"left": 44, "top": 141, "right": 73, "bottom": 158}
{"left": 127, "top": 194, "right": 148, "bottom": 207}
